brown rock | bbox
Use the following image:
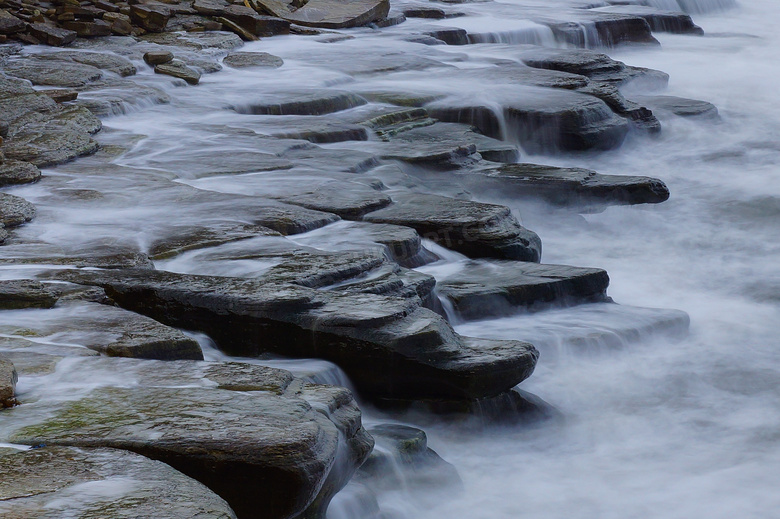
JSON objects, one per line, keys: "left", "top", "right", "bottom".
{"left": 215, "top": 16, "right": 257, "bottom": 41}
{"left": 130, "top": 3, "right": 171, "bottom": 32}
{"left": 40, "top": 89, "right": 79, "bottom": 102}
{"left": 27, "top": 23, "right": 78, "bottom": 46}
{"left": 62, "top": 19, "right": 112, "bottom": 37}
{"left": 144, "top": 50, "right": 173, "bottom": 65}
{"left": 222, "top": 4, "right": 289, "bottom": 36}
{"left": 154, "top": 59, "right": 201, "bottom": 84}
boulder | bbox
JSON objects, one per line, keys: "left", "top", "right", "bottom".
{"left": 0, "top": 280, "right": 58, "bottom": 310}
{"left": 0, "top": 160, "right": 41, "bottom": 187}
{"left": 0, "top": 193, "right": 35, "bottom": 228}
{"left": 52, "top": 268, "right": 539, "bottom": 400}
{"left": 0, "top": 446, "right": 237, "bottom": 518}
{"left": 247, "top": 0, "right": 389, "bottom": 29}
{"left": 0, "top": 355, "right": 16, "bottom": 407}
{"left": 434, "top": 260, "right": 610, "bottom": 320}
{"left": 154, "top": 59, "right": 201, "bottom": 85}
{"left": 6, "top": 358, "right": 373, "bottom": 519}
{"left": 144, "top": 50, "right": 174, "bottom": 65}
{"left": 457, "top": 162, "right": 670, "bottom": 210}
{"left": 363, "top": 193, "right": 542, "bottom": 262}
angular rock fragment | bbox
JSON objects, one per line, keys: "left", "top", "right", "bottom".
{"left": 0, "top": 446, "right": 238, "bottom": 518}
{"left": 27, "top": 23, "right": 77, "bottom": 46}
{"left": 0, "top": 9, "right": 25, "bottom": 35}
{"left": 130, "top": 4, "right": 172, "bottom": 32}
{"left": 61, "top": 19, "right": 113, "bottom": 37}
{"left": 364, "top": 193, "right": 542, "bottom": 262}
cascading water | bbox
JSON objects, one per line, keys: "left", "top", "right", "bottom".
{"left": 2, "top": 0, "right": 779, "bottom": 517}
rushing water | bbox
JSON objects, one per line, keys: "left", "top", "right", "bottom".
{"left": 5, "top": 0, "right": 780, "bottom": 517}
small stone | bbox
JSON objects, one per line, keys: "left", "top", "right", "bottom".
{"left": 144, "top": 50, "right": 173, "bottom": 65}
{"left": 154, "top": 59, "right": 201, "bottom": 85}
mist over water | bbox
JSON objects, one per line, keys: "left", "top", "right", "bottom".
{"left": 5, "top": 0, "right": 779, "bottom": 517}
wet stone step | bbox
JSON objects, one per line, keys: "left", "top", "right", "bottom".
{"left": 0, "top": 446, "right": 238, "bottom": 518}
{"left": 363, "top": 193, "right": 542, "bottom": 262}
{"left": 454, "top": 162, "right": 670, "bottom": 210}
{"left": 593, "top": 5, "right": 704, "bottom": 35}
{"left": 3, "top": 358, "right": 373, "bottom": 519}
{"left": 232, "top": 90, "right": 368, "bottom": 116}
{"left": 430, "top": 260, "right": 611, "bottom": 320}
{"left": 51, "top": 268, "right": 539, "bottom": 401}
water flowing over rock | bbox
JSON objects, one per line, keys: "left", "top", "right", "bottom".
{"left": 247, "top": 0, "right": 390, "bottom": 28}
{"left": 0, "top": 446, "right": 238, "bottom": 518}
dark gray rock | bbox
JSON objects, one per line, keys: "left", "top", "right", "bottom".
{"left": 0, "top": 446, "right": 237, "bottom": 518}
{"left": 27, "top": 24, "right": 78, "bottom": 46}
{"left": 6, "top": 358, "right": 373, "bottom": 519}
{"left": 0, "top": 243, "right": 154, "bottom": 269}
{"left": 0, "top": 9, "right": 25, "bottom": 35}
{"left": 0, "top": 280, "right": 58, "bottom": 310}
{"left": 0, "top": 160, "right": 41, "bottom": 187}
{"left": 222, "top": 5, "right": 291, "bottom": 36}
{"left": 247, "top": 0, "right": 390, "bottom": 28}
{"left": 363, "top": 193, "right": 542, "bottom": 262}
{"left": 52, "top": 268, "right": 539, "bottom": 400}
{"left": 632, "top": 95, "right": 719, "bottom": 119}
{"left": 233, "top": 90, "right": 367, "bottom": 116}
{"left": 576, "top": 81, "right": 661, "bottom": 133}
{"left": 3, "top": 60, "right": 103, "bottom": 88}
{"left": 149, "top": 223, "right": 281, "bottom": 260}
{"left": 0, "top": 354, "right": 17, "bottom": 407}
{"left": 279, "top": 181, "right": 392, "bottom": 219}
{"left": 594, "top": 5, "right": 704, "bottom": 35}
{"left": 436, "top": 260, "right": 610, "bottom": 320}
{"left": 223, "top": 51, "right": 284, "bottom": 68}
{"left": 458, "top": 162, "right": 670, "bottom": 209}
{"left": 2, "top": 124, "right": 99, "bottom": 167}
{"left": 540, "top": 11, "right": 659, "bottom": 47}
{"left": 0, "top": 193, "right": 35, "bottom": 228}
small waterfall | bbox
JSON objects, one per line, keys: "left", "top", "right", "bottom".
{"left": 648, "top": 0, "right": 738, "bottom": 14}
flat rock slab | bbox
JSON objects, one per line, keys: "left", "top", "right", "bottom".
{"left": 249, "top": 0, "right": 389, "bottom": 28}
{"left": 3, "top": 60, "right": 103, "bottom": 88}
{"left": 632, "top": 95, "right": 719, "bottom": 119}
{"left": 223, "top": 51, "right": 284, "bottom": 68}
{"left": 0, "top": 280, "right": 58, "bottom": 310}
{"left": 33, "top": 51, "right": 138, "bottom": 77}
{"left": 233, "top": 90, "right": 367, "bottom": 116}
{"left": 0, "top": 160, "right": 41, "bottom": 187}
{"left": 6, "top": 358, "right": 373, "bottom": 519}
{"left": 53, "top": 268, "right": 539, "bottom": 400}
{"left": 363, "top": 193, "right": 542, "bottom": 262}
{"left": 155, "top": 59, "right": 201, "bottom": 85}
{"left": 460, "top": 162, "right": 670, "bottom": 210}
{"left": 279, "top": 181, "right": 392, "bottom": 219}
{"left": 0, "top": 446, "right": 237, "bottom": 518}
{"left": 0, "top": 193, "right": 35, "bottom": 228}
{"left": 0, "top": 243, "right": 154, "bottom": 269}
{"left": 0, "top": 355, "right": 16, "bottom": 407}
{"left": 432, "top": 260, "right": 610, "bottom": 320}
{"left": 0, "top": 301, "right": 203, "bottom": 360}
{"left": 593, "top": 6, "right": 704, "bottom": 35}
{"left": 149, "top": 222, "right": 281, "bottom": 259}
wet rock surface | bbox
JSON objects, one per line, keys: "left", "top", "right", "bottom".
{"left": 0, "top": 446, "right": 238, "bottom": 518}
{"left": 0, "top": 355, "right": 16, "bottom": 407}
{"left": 4, "top": 358, "right": 373, "bottom": 519}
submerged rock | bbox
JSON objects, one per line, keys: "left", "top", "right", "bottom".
{"left": 632, "top": 95, "right": 719, "bottom": 119}
{"left": 233, "top": 90, "right": 367, "bottom": 116}
{"left": 223, "top": 51, "right": 284, "bottom": 68}
{"left": 154, "top": 59, "right": 201, "bottom": 85}
{"left": 363, "top": 193, "right": 542, "bottom": 262}
{"left": 6, "top": 358, "right": 373, "bottom": 519}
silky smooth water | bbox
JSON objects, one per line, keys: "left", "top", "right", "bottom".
{"left": 5, "top": 0, "right": 779, "bottom": 517}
